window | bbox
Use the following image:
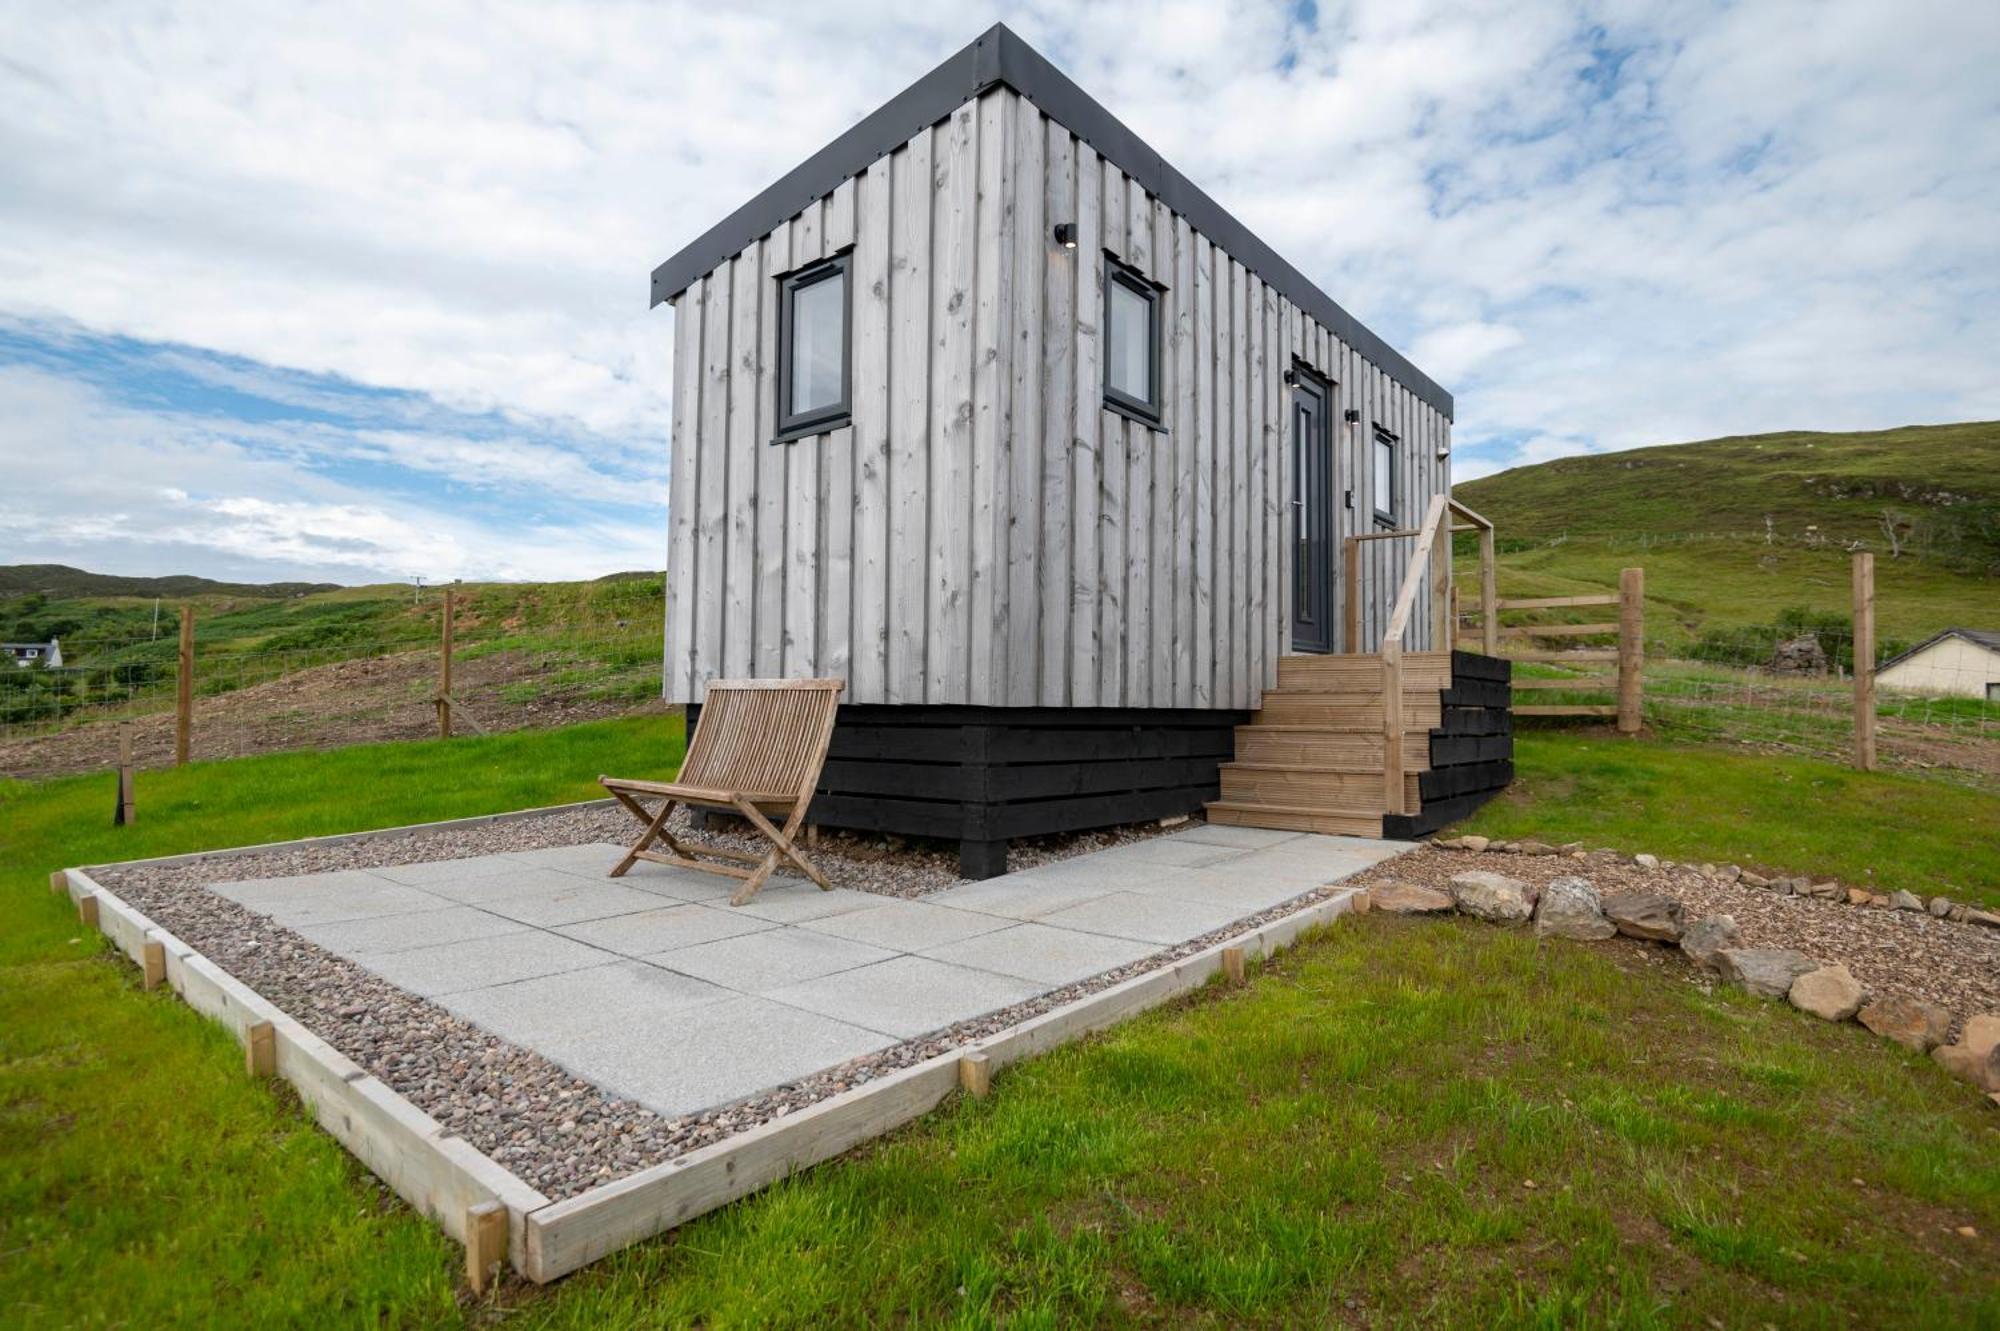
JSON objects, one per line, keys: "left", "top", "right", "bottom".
{"left": 1372, "top": 427, "right": 1398, "bottom": 525}
{"left": 1103, "top": 256, "right": 1162, "bottom": 425}
{"left": 775, "top": 253, "right": 851, "bottom": 441}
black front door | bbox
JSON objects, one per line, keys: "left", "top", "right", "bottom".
{"left": 1291, "top": 373, "right": 1335, "bottom": 653}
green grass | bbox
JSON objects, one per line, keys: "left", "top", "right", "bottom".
{"left": 4, "top": 718, "right": 1998, "bottom": 1325}
{"left": 1456, "top": 731, "right": 2000, "bottom": 908}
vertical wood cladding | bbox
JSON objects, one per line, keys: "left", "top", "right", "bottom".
{"left": 665, "top": 88, "right": 1453, "bottom": 708}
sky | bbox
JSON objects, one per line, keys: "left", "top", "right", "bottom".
{"left": 2, "top": 1, "right": 1996, "bottom": 585}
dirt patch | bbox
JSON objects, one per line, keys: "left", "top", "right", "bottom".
{"left": 0, "top": 648, "right": 669, "bottom": 780}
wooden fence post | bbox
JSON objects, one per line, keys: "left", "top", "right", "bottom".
{"left": 437, "top": 588, "right": 455, "bottom": 740}
{"left": 1617, "top": 567, "right": 1643, "bottom": 734}
{"left": 1479, "top": 526, "right": 1498, "bottom": 657}
{"left": 175, "top": 605, "right": 193, "bottom": 766}
{"left": 1853, "top": 552, "right": 1876, "bottom": 771}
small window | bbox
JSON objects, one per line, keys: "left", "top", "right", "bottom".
{"left": 1372, "top": 427, "right": 1398, "bottom": 525}
{"left": 1103, "top": 256, "right": 1162, "bottom": 425}
{"left": 775, "top": 253, "right": 851, "bottom": 441}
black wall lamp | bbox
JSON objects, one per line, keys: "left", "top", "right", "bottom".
{"left": 1053, "top": 222, "right": 1078, "bottom": 249}
{"left": 1343, "top": 408, "right": 1361, "bottom": 423}
{"left": 1282, "top": 367, "right": 1298, "bottom": 386}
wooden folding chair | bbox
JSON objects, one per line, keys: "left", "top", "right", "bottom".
{"left": 600, "top": 678, "right": 844, "bottom": 906}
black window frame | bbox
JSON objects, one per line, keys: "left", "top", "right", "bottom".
{"left": 1371, "top": 425, "right": 1399, "bottom": 527}
{"left": 773, "top": 250, "right": 853, "bottom": 444}
{"left": 1102, "top": 253, "right": 1165, "bottom": 429}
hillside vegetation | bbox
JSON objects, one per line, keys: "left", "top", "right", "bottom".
{"left": 1455, "top": 422, "right": 2000, "bottom": 646}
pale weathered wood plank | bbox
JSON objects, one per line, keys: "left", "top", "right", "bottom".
{"left": 723, "top": 242, "right": 762, "bottom": 677}
{"left": 1096, "top": 165, "right": 1126, "bottom": 705}
{"left": 1037, "top": 120, "right": 1075, "bottom": 706}
{"left": 1192, "top": 234, "right": 1215, "bottom": 705}
{"left": 664, "top": 282, "right": 701, "bottom": 702}
{"left": 753, "top": 223, "right": 789, "bottom": 678}
{"left": 887, "top": 135, "right": 931, "bottom": 703}
{"left": 968, "top": 90, "right": 1013, "bottom": 706}
{"left": 1170, "top": 213, "right": 1196, "bottom": 706}
{"left": 1006, "top": 94, "right": 1046, "bottom": 708}
{"left": 927, "top": 101, "right": 978, "bottom": 703}
{"left": 1068, "top": 144, "right": 1102, "bottom": 707}
{"left": 850, "top": 158, "right": 892, "bottom": 700}
{"left": 695, "top": 265, "right": 731, "bottom": 690}
{"left": 784, "top": 205, "right": 823, "bottom": 674}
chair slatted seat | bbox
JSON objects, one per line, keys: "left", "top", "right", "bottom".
{"left": 599, "top": 678, "right": 844, "bottom": 905}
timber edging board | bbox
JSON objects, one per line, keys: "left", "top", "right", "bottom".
{"left": 61, "top": 806, "right": 1365, "bottom": 1283}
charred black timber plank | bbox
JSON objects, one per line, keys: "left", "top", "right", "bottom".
{"left": 986, "top": 785, "right": 1218, "bottom": 839}
{"left": 1419, "top": 760, "right": 1515, "bottom": 802}
{"left": 819, "top": 758, "right": 966, "bottom": 800}
{"left": 1451, "top": 650, "right": 1512, "bottom": 682}
{"left": 987, "top": 756, "right": 1222, "bottom": 800}
{"left": 1438, "top": 706, "right": 1509, "bottom": 737}
{"left": 1430, "top": 733, "right": 1513, "bottom": 766}
{"left": 1439, "top": 680, "right": 1511, "bottom": 708}
{"left": 809, "top": 792, "right": 966, "bottom": 838}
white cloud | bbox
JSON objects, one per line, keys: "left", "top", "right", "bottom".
{"left": 2, "top": 0, "right": 1996, "bottom": 579}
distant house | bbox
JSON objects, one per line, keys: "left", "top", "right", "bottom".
{"left": 4, "top": 638, "right": 62, "bottom": 669}
{"left": 1877, "top": 629, "right": 2000, "bottom": 701}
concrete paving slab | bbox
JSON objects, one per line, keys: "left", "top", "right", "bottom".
{"left": 1119, "top": 867, "right": 1322, "bottom": 914}
{"left": 504, "top": 842, "right": 632, "bottom": 874}
{"left": 481, "top": 881, "right": 669, "bottom": 928}
{"left": 920, "top": 922, "right": 1157, "bottom": 986}
{"left": 1093, "top": 838, "right": 1254, "bottom": 869}
{"left": 1170, "top": 824, "right": 1304, "bottom": 849}
{"left": 925, "top": 874, "right": 1122, "bottom": 922}
{"left": 212, "top": 871, "right": 450, "bottom": 928}
{"left": 1001, "top": 855, "right": 1190, "bottom": 894}
{"left": 408, "top": 866, "right": 594, "bottom": 906}
{"left": 767, "top": 955, "right": 1042, "bottom": 1039}
{"left": 295, "top": 905, "right": 532, "bottom": 957}
{"left": 555, "top": 903, "right": 775, "bottom": 957}
{"left": 729, "top": 883, "right": 880, "bottom": 924}
{"left": 610, "top": 862, "right": 743, "bottom": 903}
{"left": 438, "top": 960, "right": 730, "bottom": 1047}
{"left": 652, "top": 929, "right": 894, "bottom": 993}
{"left": 361, "top": 930, "right": 615, "bottom": 998}
{"left": 798, "top": 899, "right": 1011, "bottom": 951}
{"left": 552, "top": 996, "right": 896, "bottom": 1117}
{"left": 1034, "top": 890, "right": 1250, "bottom": 945}
{"left": 371, "top": 854, "right": 541, "bottom": 888}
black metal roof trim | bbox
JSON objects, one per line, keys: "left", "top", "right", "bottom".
{"left": 648, "top": 24, "right": 1453, "bottom": 419}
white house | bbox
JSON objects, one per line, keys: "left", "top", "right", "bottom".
{"left": 1876, "top": 628, "right": 2000, "bottom": 701}
{"left": 4, "top": 638, "right": 61, "bottom": 669}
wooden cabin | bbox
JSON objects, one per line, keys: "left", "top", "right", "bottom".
{"left": 651, "top": 24, "right": 1513, "bottom": 876}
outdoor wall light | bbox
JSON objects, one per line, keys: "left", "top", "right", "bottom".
{"left": 1282, "top": 367, "right": 1299, "bottom": 386}
{"left": 1053, "top": 222, "right": 1078, "bottom": 249}
{"left": 1343, "top": 408, "right": 1361, "bottom": 424}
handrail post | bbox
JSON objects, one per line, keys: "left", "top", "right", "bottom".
{"left": 1479, "top": 525, "right": 1497, "bottom": 656}
{"left": 1342, "top": 535, "right": 1360, "bottom": 653}
{"left": 1430, "top": 515, "right": 1450, "bottom": 651}
{"left": 1381, "top": 640, "right": 1405, "bottom": 815}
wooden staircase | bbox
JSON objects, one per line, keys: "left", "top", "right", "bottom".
{"left": 1207, "top": 652, "right": 1454, "bottom": 837}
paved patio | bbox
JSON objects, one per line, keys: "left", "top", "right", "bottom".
{"left": 211, "top": 825, "right": 1407, "bottom": 1118}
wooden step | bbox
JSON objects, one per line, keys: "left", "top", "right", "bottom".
{"left": 1231, "top": 726, "right": 1428, "bottom": 768}
{"left": 1205, "top": 800, "right": 1385, "bottom": 837}
{"left": 1254, "top": 694, "right": 1443, "bottom": 728}
{"left": 1276, "top": 652, "right": 1452, "bottom": 690}
{"left": 1219, "top": 762, "right": 1419, "bottom": 808}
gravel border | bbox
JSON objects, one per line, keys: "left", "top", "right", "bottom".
{"left": 88, "top": 802, "right": 1243, "bottom": 1199}
{"left": 1343, "top": 846, "right": 2000, "bottom": 1028}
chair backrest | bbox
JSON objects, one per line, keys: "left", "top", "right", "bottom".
{"left": 681, "top": 678, "right": 845, "bottom": 799}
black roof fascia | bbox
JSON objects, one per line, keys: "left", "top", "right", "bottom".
{"left": 648, "top": 24, "right": 1453, "bottom": 419}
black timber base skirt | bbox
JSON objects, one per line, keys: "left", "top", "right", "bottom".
{"left": 686, "top": 703, "right": 1250, "bottom": 879}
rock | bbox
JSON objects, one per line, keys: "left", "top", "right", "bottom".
{"left": 1932, "top": 1042, "right": 2000, "bottom": 1093}
{"left": 1448, "top": 871, "right": 1535, "bottom": 924}
{"left": 1740, "top": 870, "right": 1770, "bottom": 888}
{"left": 1804, "top": 881, "right": 1842, "bottom": 901}
{"left": 1370, "top": 883, "right": 1455, "bottom": 915}
{"left": 1717, "top": 864, "right": 1742, "bottom": 883}
{"left": 1558, "top": 842, "right": 1584, "bottom": 854}
{"left": 1715, "top": 947, "right": 1819, "bottom": 999}
{"left": 1888, "top": 889, "right": 1924, "bottom": 911}
{"left": 1513, "top": 839, "right": 1555, "bottom": 857}
{"left": 1633, "top": 853, "right": 1660, "bottom": 871}
{"left": 1858, "top": 995, "right": 1953, "bottom": 1052}
{"left": 1964, "top": 1015, "right": 2000, "bottom": 1061}
{"left": 1846, "top": 888, "right": 1873, "bottom": 906}
{"left": 1770, "top": 632, "right": 1829, "bottom": 675}
{"left": 1967, "top": 908, "right": 2000, "bottom": 929}
{"left": 1789, "top": 965, "right": 1866, "bottom": 1021}
{"left": 1869, "top": 893, "right": 1891, "bottom": 908}
{"left": 1928, "top": 896, "right": 1954, "bottom": 918}
{"left": 1460, "top": 835, "right": 1489, "bottom": 853}
{"left": 1534, "top": 876, "right": 1616, "bottom": 941}
{"left": 1602, "top": 891, "right": 1685, "bottom": 942}
{"left": 1679, "top": 914, "right": 1741, "bottom": 969}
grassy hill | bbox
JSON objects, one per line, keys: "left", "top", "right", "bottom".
{"left": 1455, "top": 422, "right": 2000, "bottom": 647}
{"left": 0, "top": 563, "right": 341, "bottom": 600}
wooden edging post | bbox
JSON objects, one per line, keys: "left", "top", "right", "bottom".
{"left": 1220, "top": 945, "right": 1246, "bottom": 985}
{"left": 175, "top": 605, "right": 194, "bottom": 766}
{"left": 1853, "top": 552, "right": 1875, "bottom": 771}
{"left": 958, "top": 1052, "right": 991, "bottom": 1099}
{"left": 79, "top": 894, "right": 100, "bottom": 929}
{"left": 142, "top": 940, "right": 166, "bottom": 991}
{"left": 1616, "top": 567, "right": 1643, "bottom": 734}
{"left": 246, "top": 1021, "right": 276, "bottom": 1078}
{"left": 466, "top": 1201, "right": 507, "bottom": 1295}
{"left": 437, "top": 588, "right": 455, "bottom": 740}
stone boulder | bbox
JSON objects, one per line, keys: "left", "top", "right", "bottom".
{"left": 1789, "top": 964, "right": 1866, "bottom": 1021}
{"left": 1933, "top": 1043, "right": 2000, "bottom": 1093}
{"left": 1533, "top": 876, "right": 1616, "bottom": 940}
{"left": 1460, "top": 835, "right": 1490, "bottom": 853}
{"left": 1633, "top": 853, "right": 1660, "bottom": 871}
{"left": 1603, "top": 891, "right": 1685, "bottom": 942}
{"left": 1771, "top": 632, "right": 1828, "bottom": 675}
{"left": 1370, "top": 883, "right": 1455, "bottom": 915}
{"left": 1448, "top": 871, "right": 1535, "bottom": 924}
{"left": 1888, "top": 889, "right": 1924, "bottom": 911}
{"left": 1858, "top": 995, "right": 1953, "bottom": 1052}
{"left": 1803, "top": 881, "right": 1842, "bottom": 901}
{"left": 1929, "top": 896, "right": 1955, "bottom": 918}
{"left": 1679, "top": 914, "right": 1741, "bottom": 969}
{"left": 1965, "top": 1015, "right": 2000, "bottom": 1060}
{"left": 1716, "top": 947, "right": 1818, "bottom": 999}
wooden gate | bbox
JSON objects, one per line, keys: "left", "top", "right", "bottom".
{"left": 1460, "top": 567, "right": 1644, "bottom": 734}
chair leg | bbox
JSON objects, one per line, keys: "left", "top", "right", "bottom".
{"left": 611, "top": 798, "right": 677, "bottom": 877}
{"left": 734, "top": 799, "right": 832, "bottom": 892}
